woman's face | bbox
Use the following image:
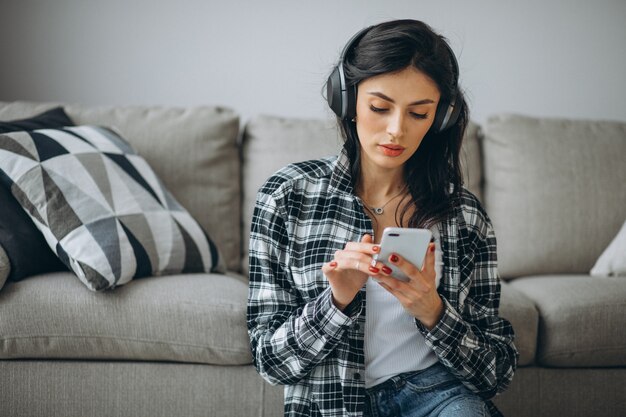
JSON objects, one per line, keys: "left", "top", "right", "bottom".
{"left": 355, "top": 66, "right": 440, "bottom": 172}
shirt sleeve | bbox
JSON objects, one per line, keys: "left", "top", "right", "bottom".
{"left": 416, "top": 205, "right": 519, "bottom": 400}
{"left": 247, "top": 189, "right": 359, "bottom": 386}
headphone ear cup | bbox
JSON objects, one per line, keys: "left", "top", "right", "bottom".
{"left": 431, "top": 95, "right": 461, "bottom": 133}
{"left": 326, "top": 67, "right": 344, "bottom": 118}
{"left": 344, "top": 83, "right": 357, "bottom": 120}
{"left": 442, "top": 97, "right": 462, "bottom": 132}
{"left": 431, "top": 99, "right": 450, "bottom": 133}
{"left": 327, "top": 26, "right": 371, "bottom": 120}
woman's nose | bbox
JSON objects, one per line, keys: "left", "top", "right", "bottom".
{"left": 386, "top": 112, "right": 405, "bottom": 139}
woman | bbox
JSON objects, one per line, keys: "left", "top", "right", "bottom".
{"left": 248, "top": 19, "right": 518, "bottom": 417}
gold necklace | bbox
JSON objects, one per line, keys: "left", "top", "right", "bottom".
{"left": 363, "top": 187, "right": 408, "bottom": 215}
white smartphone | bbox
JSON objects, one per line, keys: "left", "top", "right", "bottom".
{"left": 374, "top": 227, "right": 432, "bottom": 282}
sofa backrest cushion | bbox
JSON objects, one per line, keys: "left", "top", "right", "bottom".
{"left": 241, "top": 115, "right": 342, "bottom": 273}
{"left": 482, "top": 114, "right": 626, "bottom": 279}
{"left": 0, "top": 101, "right": 242, "bottom": 272}
{"left": 241, "top": 115, "right": 482, "bottom": 274}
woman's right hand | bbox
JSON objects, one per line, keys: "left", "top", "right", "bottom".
{"left": 321, "top": 234, "right": 383, "bottom": 310}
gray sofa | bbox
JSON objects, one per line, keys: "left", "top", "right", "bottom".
{"left": 0, "top": 101, "right": 624, "bottom": 417}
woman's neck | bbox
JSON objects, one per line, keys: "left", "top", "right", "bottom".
{"left": 356, "top": 159, "right": 406, "bottom": 204}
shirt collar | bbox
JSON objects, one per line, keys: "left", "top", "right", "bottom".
{"left": 329, "top": 146, "right": 356, "bottom": 195}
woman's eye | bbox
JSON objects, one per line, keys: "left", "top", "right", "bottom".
{"left": 369, "top": 105, "right": 427, "bottom": 120}
{"left": 369, "top": 105, "right": 388, "bottom": 113}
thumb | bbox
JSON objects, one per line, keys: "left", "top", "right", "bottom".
{"left": 422, "top": 242, "right": 436, "bottom": 276}
{"left": 322, "top": 260, "right": 339, "bottom": 276}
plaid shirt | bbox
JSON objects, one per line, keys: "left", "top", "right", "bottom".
{"left": 247, "top": 149, "right": 518, "bottom": 417}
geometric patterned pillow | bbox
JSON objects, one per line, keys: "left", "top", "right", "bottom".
{"left": 0, "top": 125, "right": 223, "bottom": 291}
{"left": 0, "top": 107, "right": 74, "bottom": 284}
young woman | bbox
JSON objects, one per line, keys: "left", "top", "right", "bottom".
{"left": 248, "top": 19, "right": 518, "bottom": 417}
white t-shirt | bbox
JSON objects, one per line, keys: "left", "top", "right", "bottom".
{"left": 364, "top": 226, "right": 444, "bottom": 388}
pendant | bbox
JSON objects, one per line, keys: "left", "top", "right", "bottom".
{"left": 373, "top": 207, "right": 384, "bottom": 215}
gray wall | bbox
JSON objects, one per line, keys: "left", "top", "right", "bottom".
{"left": 1, "top": 0, "right": 625, "bottom": 124}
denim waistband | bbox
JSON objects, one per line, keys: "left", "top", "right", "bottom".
{"left": 366, "top": 363, "right": 442, "bottom": 394}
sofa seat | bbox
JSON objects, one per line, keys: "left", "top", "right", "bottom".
{"left": 509, "top": 275, "right": 626, "bottom": 367}
{"left": 0, "top": 272, "right": 253, "bottom": 365}
{"left": 498, "top": 282, "right": 538, "bottom": 366}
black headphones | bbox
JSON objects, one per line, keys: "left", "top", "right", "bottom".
{"left": 326, "top": 26, "right": 462, "bottom": 133}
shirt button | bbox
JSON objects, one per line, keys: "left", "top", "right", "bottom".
{"left": 354, "top": 372, "right": 361, "bottom": 380}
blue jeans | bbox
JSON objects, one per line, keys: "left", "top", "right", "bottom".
{"left": 364, "top": 363, "right": 490, "bottom": 417}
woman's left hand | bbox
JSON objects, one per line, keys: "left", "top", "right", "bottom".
{"left": 374, "top": 242, "right": 444, "bottom": 330}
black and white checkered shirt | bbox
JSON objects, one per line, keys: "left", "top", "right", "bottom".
{"left": 247, "top": 149, "right": 518, "bottom": 417}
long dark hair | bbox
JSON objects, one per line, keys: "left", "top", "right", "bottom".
{"left": 337, "top": 19, "right": 469, "bottom": 229}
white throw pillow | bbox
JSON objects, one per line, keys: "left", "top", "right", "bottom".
{"left": 590, "top": 220, "right": 626, "bottom": 277}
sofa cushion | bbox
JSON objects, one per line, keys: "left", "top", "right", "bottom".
{"left": 241, "top": 115, "right": 343, "bottom": 273}
{"left": 0, "top": 107, "right": 71, "bottom": 284}
{"left": 460, "top": 122, "right": 482, "bottom": 202}
{"left": 498, "top": 282, "right": 538, "bottom": 366}
{"left": 509, "top": 275, "right": 626, "bottom": 367}
{"left": 241, "top": 115, "right": 482, "bottom": 273}
{"left": 482, "top": 114, "right": 626, "bottom": 279}
{"left": 0, "top": 125, "right": 222, "bottom": 291}
{"left": 0, "top": 272, "right": 253, "bottom": 365}
{"left": 0, "top": 101, "right": 242, "bottom": 272}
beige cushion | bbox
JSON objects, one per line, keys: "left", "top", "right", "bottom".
{"left": 482, "top": 114, "right": 626, "bottom": 279}
{"left": 510, "top": 275, "right": 626, "bottom": 367}
{"left": 0, "top": 101, "right": 242, "bottom": 272}
{"left": 0, "top": 245, "right": 9, "bottom": 289}
{"left": 0, "top": 272, "right": 253, "bottom": 365}
{"left": 461, "top": 122, "right": 482, "bottom": 202}
{"left": 499, "top": 282, "right": 538, "bottom": 366}
{"left": 241, "top": 115, "right": 482, "bottom": 273}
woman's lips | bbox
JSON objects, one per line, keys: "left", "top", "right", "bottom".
{"left": 379, "top": 144, "right": 405, "bottom": 157}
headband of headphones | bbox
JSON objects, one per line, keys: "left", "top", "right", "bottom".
{"left": 325, "top": 25, "right": 461, "bottom": 133}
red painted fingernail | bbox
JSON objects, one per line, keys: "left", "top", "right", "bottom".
{"left": 382, "top": 266, "right": 392, "bottom": 274}
{"left": 390, "top": 254, "right": 399, "bottom": 263}
{"left": 430, "top": 245, "right": 435, "bottom": 253}
{"left": 330, "top": 261, "right": 337, "bottom": 267}
{"left": 368, "top": 266, "right": 380, "bottom": 273}
{"left": 372, "top": 246, "right": 380, "bottom": 252}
